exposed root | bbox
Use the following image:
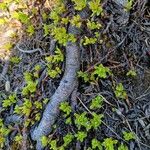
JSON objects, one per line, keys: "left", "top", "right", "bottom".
{"left": 31, "top": 8, "right": 89, "bottom": 150}
{"left": 16, "top": 43, "right": 43, "bottom": 54}
{"left": 32, "top": 40, "right": 80, "bottom": 149}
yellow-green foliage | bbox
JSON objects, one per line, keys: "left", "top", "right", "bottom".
{"left": 22, "top": 72, "right": 38, "bottom": 96}
{"left": 45, "top": 47, "right": 64, "bottom": 78}
{"left": 2, "top": 93, "right": 17, "bottom": 108}
{"left": 71, "top": 0, "right": 87, "bottom": 11}
{"left": 125, "top": 0, "right": 134, "bottom": 11}
{"left": 0, "top": 119, "right": 10, "bottom": 148}
{"left": 114, "top": 83, "right": 127, "bottom": 99}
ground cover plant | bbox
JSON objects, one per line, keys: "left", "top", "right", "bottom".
{"left": 0, "top": 0, "right": 150, "bottom": 150}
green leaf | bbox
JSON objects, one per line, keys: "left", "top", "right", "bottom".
{"left": 125, "top": 0, "right": 134, "bottom": 11}
{"left": 59, "top": 102, "right": 72, "bottom": 116}
{"left": 49, "top": 140, "right": 57, "bottom": 150}
{"left": 75, "top": 131, "right": 87, "bottom": 142}
{"left": 89, "top": 0, "right": 103, "bottom": 16}
{"left": 126, "top": 70, "right": 137, "bottom": 77}
{"left": 34, "top": 101, "right": 42, "bottom": 109}
{"left": 12, "top": 11, "right": 29, "bottom": 24}
{"left": 72, "top": 0, "right": 87, "bottom": 11}
{"left": 90, "top": 113, "right": 103, "bottom": 129}
{"left": 75, "top": 112, "right": 91, "bottom": 131}
{"left": 14, "top": 134, "right": 23, "bottom": 144}
{"left": 22, "top": 98, "right": 32, "bottom": 117}
{"left": 123, "top": 131, "right": 135, "bottom": 141}
{"left": 90, "top": 95, "right": 103, "bottom": 110}
{"left": 70, "top": 15, "right": 81, "bottom": 28}
{"left": 26, "top": 25, "right": 35, "bottom": 36}
{"left": 114, "top": 83, "right": 127, "bottom": 99}
{"left": 83, "top": 36, "right": 97, "bottom": 45}
{"left": 93, "top": 64, "right": 111, "bottom": 78}
{"left": 24, "top": 72, "right": 33, "bottom": 82}
{"left": 41, "top": 136, "right": 48, "bottom": 147}
{"left": 87, "top": 20, "right": 102, "bottom": 30}
{"left": 2, "top": 94, "right": 17, "bottom": 108}
{"left": 43, "top": 24, "right": 51, "bottom": 36}
{"left": 118, "top": 143, "right": 128, "bottom": 150}
{"left": 91, "top": 138, "right": 102, "bottom": 150}
{"left": 10, "top": 56, "right": 21, "bottom": 64}
{"left": 77, "top": 71, "right": 89, "bottom": 82}
{"left": 63, "top": 133, "right": 74, "bottom": 147}
{"left": 103, "top": 138, "right": 118, "bottom": 150}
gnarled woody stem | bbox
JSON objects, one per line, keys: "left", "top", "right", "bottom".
{"left": 31, "top": 7, "right": 89, "bottom": 149}
{"left": 32, "top": 39, "right": 80, "bottom": 149}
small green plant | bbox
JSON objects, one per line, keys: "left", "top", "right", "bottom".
{"left": 82, "top": 36, "right": 97, "bottom": 45}
{"left": 93, "top": 64, "right": 111, "bottom": 79}
{"left": 87, "top": 20, "right": 102, "bottom": 30}
{"left": 102, "top": 138, "right": 118, "bottom": 150}
{"left": 14, "top": 134, "right": 23, "bottom": 144}
{"left": 114, "top": 83, "right": 127, "bottom": 99}
{"left": 47, "top": 66, "right": 61, "bottom": 78}
{"left": 51, "top": 27, "right": 76, "bottom": 46}
{"left": 126, "top": 69, "right": 137, "bottom": 77}
{"left": 63, "top": 133, "right": 74, "bottom": 147}
{"left": 0, "top": 119, "right": 10, "bottom": 148}
{"left": 49, "top": 139, "right": 57, "bottom": 150}
{"left": 2, "top": 42, "right": 13, "bottom": 51}
{"left": 14, "top": 98, "right": 32, "bottom": 117}
{"left": 59, "top": 102, "right": 72, "bottom": 116}
{"left": 43, "top": 24, "right": 51, "bottom": 36}
{"left": 118, "top": 143, "right": 128, "bottom": 150}
{"left": 22, "top": 80, "right": 38, "bottom": 96}
{"left": 12, "top": 11, "right": 29, "bottom": 24}
{"left": 124, "top": 0, "right": 134, "bottom": 12}
{"left": 61, "top": 17, "right": 69, "bottom": 25}
{"left": 50, "top": 11, "right": 60, "bottom": 24}
{"left": 88, "top": 0, "right": 103, "bottom": 16}
{"left": 91, "top": 138, "right": 102, "bottom": 150}
{"left": 2, "top": 93, "right": 17, "bottom": 108}
{"left": 22, "top": 72, "right": 38, "bottom": 96}
{"left": 35, "top": 113, "right": 41, "bottom": 121}
{"left": 41, "top": 136, "right": 49, "bottom": 147}
{"left": 45, "top": 47, "right": 64, "bottom": 78}
{"left": 77, "top": 71, "right": 89, "bottom": 82}
{"left": 90, "top": 113, "right": 103, "bottom": 129}
{"left": 75, "top": 131, "right": 87, "bottom": 142}
{"left": 123, "top": 131, "right": 135, "bottom": 141}
{"left": 26, "top": 25, "right": 35, "bottom": 36}
{"left": 75, "top": 112, "right": 91, "bottom": 131}
{"left": 50, "top": 3, "right": 65, "bottom": 24}
{"left": 59, "top": 101, "right": 72, "bottom": 124}
{"left": 34, "top": 101, "right": 42, "bottom": 110}
{"left": 51, "top": 27, "right": 68, "bottom": 46}
{"left": 33, "top": 65, "right": 41, "bottom": 78}
{"left": 10, "top": 56, "right": 21, "bottom": 64}
{"left": 72, "top": 0, "right": 87, "bottom": 11}
{"left": 41, "top": 133, "right": 74, "bottom": 149}
{"left": 90, "top": 95, "right": 103, "bottom": 110}
{"left": 70, "top": 15, "right": 82, "bottom": 28}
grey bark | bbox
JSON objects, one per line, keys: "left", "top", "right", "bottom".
{"left": 31, "top": 28, "right": 80, "bottom": 149}
{"left": 31, "top": 7, "right": 90, "bottom": 150}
